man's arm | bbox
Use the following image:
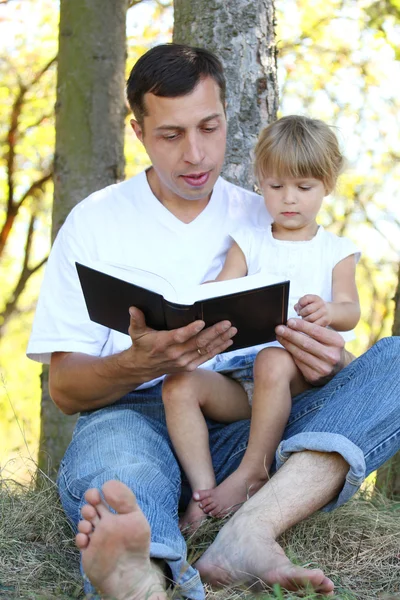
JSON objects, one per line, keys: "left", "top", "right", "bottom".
{"left": 50, "top": 307, "right": 237, "bottom": 415}
{"left": 275, "top": 318, "right": 355, "bottom": 386}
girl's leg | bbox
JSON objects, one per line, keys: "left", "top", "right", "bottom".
{"left": 162, "top": 369, "right": 250, "bottom": 528}
{"left": 240, "top": 347, "right": 307, "bottom": 476}
{"left": 198, "top": 348, "right": 307, "bottom": 517}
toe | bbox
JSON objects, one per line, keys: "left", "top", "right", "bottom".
{"left": 81, "top": 503, "right": 100, "bottom": 525}
{"left": 102, "top": 480, "right": 138, "bottom": 514}
{"left": 193, "top": 488, "right": 214, "bottom": 502}
{"left": 200, "top": 499, "right": 217, "bottom": 513}
{"left": 84, "top": 487, "right": 102, "bottom": 506}
{"left": 78, "top": 519, "right": 93, "bottom": 535}
{"left": 75, "top": 532, "right": 90, "bottom": 549}
{"left": 208, "top": 507, "right": 222, "bottom": 517}
{"left": 316, "top": 575, "right": 335, "bottom": 594}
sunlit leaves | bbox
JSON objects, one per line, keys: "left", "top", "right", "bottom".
{"left": 277, "top": 0, "right": 400, "bottom": 356}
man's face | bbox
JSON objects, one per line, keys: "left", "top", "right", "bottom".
{"left": 131, "top": 77, "right": 227, "bottom": 206}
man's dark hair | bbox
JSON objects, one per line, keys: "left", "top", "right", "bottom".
{"left": 126, "top": 43, "right": 226, "bottom": 127}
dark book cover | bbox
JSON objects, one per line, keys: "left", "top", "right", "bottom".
{"left": 76, "top": 262, "right": 289, "bottom": 352}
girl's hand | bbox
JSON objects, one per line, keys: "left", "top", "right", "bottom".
{"left": 294, "top": 294, "right": 332, "bottom": 327}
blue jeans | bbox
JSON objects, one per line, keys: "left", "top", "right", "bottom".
{"left": 57, "top": 337, "right": 400, "bottom": 599}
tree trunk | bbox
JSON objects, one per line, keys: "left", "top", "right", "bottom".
{"left": 375, "top": 262, "right": 400, "bottom": 497}
{"left": 38, "top": 0, "right": 128, "bottom": 477}
{"left": 173, "top": 0, "right": 278, "bottom": 190}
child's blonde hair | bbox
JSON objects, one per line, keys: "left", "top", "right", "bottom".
{"left": 254, "top": 115, "right": 345, "bottom": 193}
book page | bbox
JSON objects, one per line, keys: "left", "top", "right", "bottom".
{"left": 81, "top": 260, "right": 179, "bottom": 301}
{"left": 179, "top": 271, "right": 287, "bottom": 305}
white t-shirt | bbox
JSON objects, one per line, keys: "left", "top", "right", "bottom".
{"left": 27, "top": 171, "right": 271, "bottom": 387}
{"left": 231, "top": 224, "right": 361, "bottom": 341}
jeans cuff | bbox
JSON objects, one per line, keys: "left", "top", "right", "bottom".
{"left": 276, "top": 432, "right": 366, "bottom": 511}
{"left": 150, "top": 542, "right": 205, "bottom": 600}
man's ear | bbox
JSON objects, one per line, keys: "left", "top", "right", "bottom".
{"left": 130, "top": 119, "right": 143, "bottom": 143}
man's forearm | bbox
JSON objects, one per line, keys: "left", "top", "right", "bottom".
{"left": 49, "top": 350, "right": 147, "bottom": 415}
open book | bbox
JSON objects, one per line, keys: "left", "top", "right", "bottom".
{"left": 76, "top": 261, "right": 290, "bottom": 352}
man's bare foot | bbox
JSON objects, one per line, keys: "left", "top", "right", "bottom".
{"left": 195, "top": 510, "right": 334, "bottom": 596}
{"left": 193, "top": 468, "right": 267, "bottom": 517}
{"left": 179, "top": 498, "right": 208, "bottom": 534}
{"left": 76, "top": 480, "right": 167, "bottom": 600}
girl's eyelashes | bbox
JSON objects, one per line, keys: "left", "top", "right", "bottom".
{"left": 269, "top": 185, "right": 311, "bottom": 190}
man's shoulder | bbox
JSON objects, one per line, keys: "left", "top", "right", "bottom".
{"left": 218, "top": 177, "right": 262, "bottom": 202}
{"left": 217, "top": 177, "right": 270, "bottom": 226}
{"left": 68, "top": 172, "right": 145, "bottom": 218}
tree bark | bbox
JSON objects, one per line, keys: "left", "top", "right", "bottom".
{"left": 173, "top": 0, "right": 278, "bottom": 190}
{"left": 38, "top": 0, "right": 128, "bottom": 477}
{"left": 375, "top": 262, "right": 400, "bottom": 498}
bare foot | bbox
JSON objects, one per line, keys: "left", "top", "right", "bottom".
{"left": 76, "top": 480, "right": 167, "bottom": 600}
{"left": 179, "top": 498, "right": 208, "bottom": 534}
{"left": 195, "top": 511, "right": 334, "bottom": 596}
{"left": 193, "top": 468, "right": 267, "bottom": 517}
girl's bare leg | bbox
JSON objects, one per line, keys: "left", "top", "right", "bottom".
{"left": 197, "top": 348, "right": 309, "bottom": 516}
{"left": 162, "top": 370, "right": 250, "bottom": 530}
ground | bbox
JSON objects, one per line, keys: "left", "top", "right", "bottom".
{"left": 1, "top": 473, "right": 400, "bottom": 600}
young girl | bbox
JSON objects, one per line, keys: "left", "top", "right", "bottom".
{"left": 162, "top": 115, "right": 361, "bottom": 531}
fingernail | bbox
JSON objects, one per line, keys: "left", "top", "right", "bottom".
{"left": 193, "top": 492, "right": 200, "bottom": 500}
{"left": 199, "top": 503, "right": 203, "bottom": 508}
{"left": 276, "top": 325, "right": 284, "bottom": 334}
{"left": 287, "top": 319, "right": 296, "bottom": 327}
{"left": 129, "top": 308, "right": 134, "bottom": 317}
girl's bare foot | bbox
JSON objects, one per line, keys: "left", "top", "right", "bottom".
{"left": 194, "top": 468, "right": 267, "bottom": 516}
{"left": 76, "top": 480, "right": 167, "bottom": 600}
{"left": 179, "top": 498, "right": 208, "bottom": 534}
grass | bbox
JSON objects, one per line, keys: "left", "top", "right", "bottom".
{"left": 1, "top": 471, "right": 400, "bottom": 600}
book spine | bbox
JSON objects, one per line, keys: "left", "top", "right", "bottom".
{"left": 164, "top": 301, "right": 198, "bottom": 330}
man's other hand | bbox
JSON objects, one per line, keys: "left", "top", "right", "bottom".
{"left": 275, "top": 319, "right": 353, "bottom": 386}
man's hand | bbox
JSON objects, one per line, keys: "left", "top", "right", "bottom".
{"left": 294, "top": 295, "right": 332, "bottom": 327}
{"left": 275, "top": 318, "right": 353, "bottom": 386}
{"left": 117, "top": 306, "right": 237, "bottom": 383}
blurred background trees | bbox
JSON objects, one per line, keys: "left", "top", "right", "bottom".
{"left": 0, "top": 0, "right": 399, "bottom": 488}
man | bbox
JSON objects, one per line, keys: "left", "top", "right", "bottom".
{"left": 27, "top": 44, "right": 400, "bottom": 600}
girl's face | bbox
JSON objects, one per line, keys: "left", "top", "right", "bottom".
{"left": 260, "top": 176, "right": 327, "bottom": 237}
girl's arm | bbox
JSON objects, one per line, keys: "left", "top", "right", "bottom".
{"left": 214, "top": 241, "right": 248, "bottom": 281}
{"left": 295, "top": 254, "right": 360, "bottom": 330}
{"left": 329, "top": 254, "right": 360, "bottom": 330}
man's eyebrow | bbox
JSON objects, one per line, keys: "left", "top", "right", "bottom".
{"left": 199, "top": 113, "right": 223, "bottom": 124}
{"left": 154, "top": 113, "right": 223, "bottom": 132}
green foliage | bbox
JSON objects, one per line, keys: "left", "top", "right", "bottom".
{"left": 0, "top": 0, "right": 172, "bottom": 477}
{"left": 0, "top": 0, "right": 57, "bottom": 478}
{"left": 1, "top": 0, "right": 399, "bottom": 476}
{"left": 276, "top": 0, "right": 400, "bottom": 356}
{"left": 366, "top": 0, "right": 400, "bottom": 59}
